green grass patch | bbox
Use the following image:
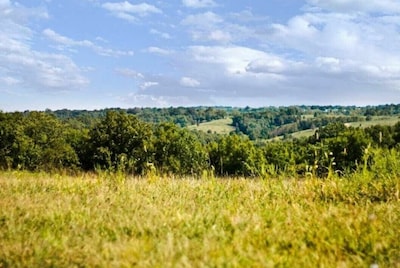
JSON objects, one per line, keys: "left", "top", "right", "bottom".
{"left": 0, "top": 171, "right": 399, "bottom": 267}
{"left": 188, "top": 117, "right": 235, "bottom": 134}
{"left": 274, "top": 116, "right": 400, "bottom": 140}
{"left": 347, "top": 116, "right": 400, "bottom": 128}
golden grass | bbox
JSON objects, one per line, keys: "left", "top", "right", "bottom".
{"left": 0, "top": 171, "right": 399, "bottom": 267}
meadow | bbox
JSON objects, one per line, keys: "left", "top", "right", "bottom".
{"left": 188, "top": 117, "right": 235, "bottom": 134}
{"left": 0, "top": 171, "right": 399, "bottom": 267}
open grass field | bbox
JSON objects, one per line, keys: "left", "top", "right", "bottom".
{"left": 279, "top": 116, "right": 400, "bottom": 140}
{"left": 188, "top": 117, "right": 235, "bottom": 135}
{"left": 346, "top": 116, "right": 400, "bottom": 128}
{"left": 0, "top": 171, "right": 399, "bottom": 267}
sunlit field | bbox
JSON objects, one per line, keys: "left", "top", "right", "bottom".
{"left": 188, "top": 117, "right": 235, "bottom": 134}
{"left": 0, "top": 171, "right": 399, "bottom": 267}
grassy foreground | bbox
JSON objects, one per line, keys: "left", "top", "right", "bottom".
{"left": 0, "top": 172, "right": 399, "bottom": 267}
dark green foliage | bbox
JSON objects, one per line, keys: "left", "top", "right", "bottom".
{"left": 231, "top": 106, "right": 302, "bottom": 140}
{"left": 208, "top": 134, "right": 265, "bottom": 176}
{"left": 152, "top": 123, "right": 208, "bottom": 175}
{"left": 85, "top": 111, "right": 152, "bottom": 174}
{"left": 48, "top": 106, "right": 228, "bottom": 127}
{"left": 0, "top": 111, "right": 79, "bottom": 171}
{"left": 306, "top": 123, "right": 372, "bottom": 176}
{"left": 1, "top": 105, "right": 400, "bottom": 177}
{"left": 364, "top": 125, "right": 394, "bottom": 148}
{"left": 231, "top": 107, "right": 366, "bottom": 140}
{"left": 263, "top": 141, "right": 297, "bottom": 175}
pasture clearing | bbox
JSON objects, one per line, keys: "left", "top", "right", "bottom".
{"left": 188, "top": 117, "right": 235, "bottom": 135}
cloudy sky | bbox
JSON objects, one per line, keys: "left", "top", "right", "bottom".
{"left": 1, "top": 0, "right": 400, "bottom": 111}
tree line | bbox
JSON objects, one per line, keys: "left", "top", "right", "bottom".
{"left": 1, "top": 109, "right": 400, "bottom": 178}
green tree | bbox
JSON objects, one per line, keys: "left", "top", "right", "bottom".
{"left": 0, "top": 112, "right": 79, "bottom": 171}
{"left": 208, "top": 134, "right": 265, "bottom": 176}
{"left": 152, "top": 123, "right": 208, "bottom": 175}
{"left": 263, "top": 141, "right": 297, "bottom": 175}
{"left": 325, "top": 128, "right": 371, "bottom": 174}
{"left": 0, "top": 112, "right": 24, "bottom": 169}
{"left": 87, "top": 111, "right": 152, "bottom": 174}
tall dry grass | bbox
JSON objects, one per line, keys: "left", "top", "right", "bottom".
{"left": 0, "top": 171, "right": 399, "bottom": 267}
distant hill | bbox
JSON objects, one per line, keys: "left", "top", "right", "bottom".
{"left": 188, "top": 117, "right": 235, "bottom": 135}
{"left": 42, "top": 104, "right": 400, "bottom": 140}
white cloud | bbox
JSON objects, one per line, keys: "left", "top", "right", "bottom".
{"left": 181, "top": 11, "right": 254, "bottom": 44}
{"left": 43, "top": 28, "right": 134, "bottom": 57}
{"left": 270, "top": 11, "right": 400, "bottom": 71}
{"left": 0, "top": 42, "right": 89, "bottom": 90}
{"left": 123, "top": 93, "right": 169, "bottom": 107}
{"left": 114, "top": 0, "right": 400, "bottom": 107}
{"left": 246, "top": 58, "right": 286, "bottom": 74}
{"left": 0, "top": 76, "right": 20, "bottom": 85}
{"left": 121, "top": 93, "right": 202, "bottom": 107}
{"left": 315, "top": 57, "right": 341, "bottom": 73}
{"left": 0, "top": 0, "right": 49, "bottom": 21}
{"left": 116, "top": 68, "right": 144, "bottom": 79}
{"left": 145, "top": 46, "right": 172, "bottom": 55}
{"left": 182, "top": 0, "right": 216, "bottom": 9}
{"left": 181, "top": 11, "right": 222, "bottom": 27}
{"left": 208, "top": 30, "right": 231, "bottom": 43}
{"left": 188, "top": 45, "right": 276, "bottom": 75}
{"left": 0, "top": 2, "right": 88, "bottom": 92}
{"left": 121, "top": 46, "right": 290, "bottom": 106}
{"left": 102, "top": 1, "right": 162, "bottom": 22}
{"left": 126, "top": 32, "right": 400, "bottom": 106}
{"left": 150, "top": 28, "right": 172, "bottom": 39}
{"left": 5, "top": 0, "right": 400, "bottom": 108}
{"left": 307, "top": 0, "right": 400, "bottom": 14}
{"left": 180, "top": 77, "right": 200, "bottom": 87}
{"left": 140, "top": 81, "right": 159, "bottom": 90}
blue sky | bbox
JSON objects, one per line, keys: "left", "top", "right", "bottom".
{"left": 1, "top": 0, "right": 400, "bottom": 111}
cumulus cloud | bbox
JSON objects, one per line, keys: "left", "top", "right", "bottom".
{"left": 180, "top": 77, "right": 200, "bottom": 87}
{"left": 102, "top": 1, "right": 162, "bottom": 22}
{"left": 246, "top": 58, "right": 286, "bottom": 74}
{"left": 182, "top": 0, "right": 216, "bottom": 9}
{"left": 269, "top": 11, "right": 400, "bottom": 77}
{"left": 112, "top": 0, "right": 400, "bottom": 107}
{"left": 120, "top": 93, "right": 206, "bottom": 107}
{"left": 0, "top": 1, "right": 88, "bottom": 92}
{"left": 181, "top": 11, "right": 256, "bottom": 44}
{"left": 140, "top": 81, "right": 159, "bottom": 90}
{"left": 0, "top": 76, "right": 20, "bottom": 86}
{"left": 208, "top": 30, "right": 231, "bottom": 43}
{"left": 145, "top": 46, "right": 173, "bottom": 55}
{"left": 182, "top": 11, "right": 222, "bottom": 27}
{"left": 19, "top": 0, "right": 399, "bottom": 108}
{"left": 43, "top": 29, "right": 134, "bottom": 57}
{"left": 116, "top": 66, "right": 214, "bottom": 106}
{"left": 150, "top": 28, "right": 172, "bottom": 39}
{"left": 116, "top": 68, "right": 144, "bottom": 79}
{"left": 306, "top": 0, "right": 400, "bottom": 14}
{"left": 188, "top": 45, "right": 279, "bottom": 75}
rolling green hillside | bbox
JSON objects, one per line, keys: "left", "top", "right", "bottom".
{"left": 188, "top": 117, "right": 235, "bottom": 134}
{"left": 288, "top": 116, "right": 400, "bottom": 140}
{"left": 189, "top": 115, "right": 400, "bottom": 141}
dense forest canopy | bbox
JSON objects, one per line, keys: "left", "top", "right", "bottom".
{"left": 1, "top": 104, "right": 400, "bottom": 177}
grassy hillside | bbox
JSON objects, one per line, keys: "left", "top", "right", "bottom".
{"left": 346, "top": 116, "right": 400, "bottom": 128}
{"left": 0, "top": 171, "right": 399, "bottom": 267}
{"left": 188, "top": 117, "right": 235, "bottom": 134}
{"left": 281, "top": 116, "right": 400, "bottom": 140}
{"left": 189, "top": 115, "right": 400, "bottom": 140}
